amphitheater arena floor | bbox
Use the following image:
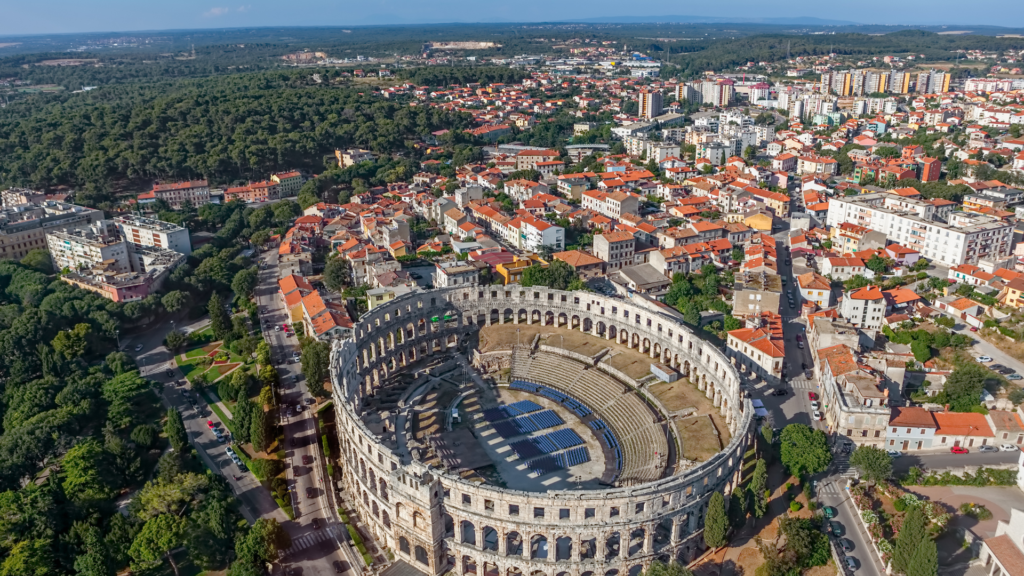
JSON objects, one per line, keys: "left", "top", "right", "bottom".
{"left": 478, "top": 324, "right": 655, "bottom": 380}
{"left": 648, "top": 378, "right": 732, "bottom": 462}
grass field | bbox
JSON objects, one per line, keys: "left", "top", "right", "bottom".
{"left": 175, "top": 340, "right": 250, "bottom": 384}
{"left": 676, "top": 415, "right": 723, "bottom": 462}
{"left": 648, "top": 380, "right": 698, "bottom": 412}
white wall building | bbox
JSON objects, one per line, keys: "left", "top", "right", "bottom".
{"left": 839, "top": 286, "right": 886, "bottom": 330}
{"left": 114, "top": 215, "right": 193, "bottom": 256}
{"left": 46, "top": 221, "right": 131, "bottom": 273}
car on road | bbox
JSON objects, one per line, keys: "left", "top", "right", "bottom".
{"left": 1001, "top": 444, "right": 1020, "bottom": 451}
{"left": 771, "top": 389, "right": 787, "bottom": 396}
{"left": 134, "top": 344, "right": 144, "bottom": 352}
{"left": 207, "top": 420, "right": 216, "bottom": 429}
{"left": 887, "top": 450, "right": 902, "bottom": 458}
{"left": 166, "top": 370, "right": 175, "bottom": 378}
{"left": 976, "top": 356, "right": 993, "bottom": 362}
{"left": 334, "top": 560, "right": 345, "bottom": 573}
{"left": 302, "top": 455, "right": 313, "bottom": 465}
{"left": 410, "top": 273, "right": 422, "bottom": 280}
{"left": 305, "top": 397, "right": 315, "bottom": 405}
{"left": 275, "top": 325, "right": 281, "bottom": 332}
{"left": 828, "top": 521, "right": 844, "bottom": 537}
{"left": 978, "top": 445, "right": 999, "bottom": 452}
{"left": 1008, "top": 374, "right": 1023, "bottom": 380}
{"left": 970, "top": 326, "right": 979, "bottom": 332}
{"left": 795, "top": 334, "right": 802, "bottom": 342}
{"left": 951, "top": 446, "right": 970, "bottom": 454}
{"left": 823, "top": 506, "right": 837, "bottom": 519}
{"left": 808, "top": 391, "right": 818, "bottom": 401}
{"left": 810, "top": 401, "right": 820, "bottom": 410}
{"left": 292, "top": 352, "right": 301, "bottom": 361}
{"left": 306, "top": 487, "right": 315, "bottom": 499}
{"left": 844, "top": 557, "right": 857, "bottom": 570}
{"left": 797, "top": 341, "right": 804, "bottom": 349}
{"left": 840, "top": 539, "right": 854, "bottom": 553}
{"left": 812, "top": 410, "right": 822, "bottom": 420}
{"left": 312, "top": 518, "right": 321, "bottom": 530}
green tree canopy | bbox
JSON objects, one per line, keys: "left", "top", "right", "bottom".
{"left": 703, "top": 491, "right": 728, "bottom": 549}
{"left": 779, "top": 424, "right": 831, "bottom": 478}
{"left": 849, "top": 445, "right": 893, "bottom": 483}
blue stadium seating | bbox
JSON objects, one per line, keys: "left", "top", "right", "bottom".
{"left": 528, "top": 410, "right": 563, "bottom": 430}
{"left": 548, "top": 429, "right": 584, "bottom": 450}
{"left": 508, "top": 400, "right": 542, "bottom": 415}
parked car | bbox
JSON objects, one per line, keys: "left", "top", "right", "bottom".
{"left": 410, "top": 273, "right": 422, "bottom": 280}
{"left": 795, "top": 334, "right": 803, "bottom": 342}
{"left": 302, "top": 455, "right": 313, "bottom": 465}
{"left": 165, "top": 369, "right": 174, "bottom": 378}
{"left": 812, "top": 410, "right": 822, "bottom": 420}
{"left": 808, "top": 392, "right": 818, "bottom": 401}
{"left": 887, "top": 450, "right": 902, "bottom": 458}
{"left": 275, "top": 325, "right": 282, "bottom": 332}
{"left": 970, "top": 327, "right": 979, "bottom": 332}
{"left": 840, "top": 539, "right": 854, "bottom": 553}
{"left": 771, "top": 389, "right": 788, "bottom": 396}
{"left": 207, "top": 420, "right": 216, "bottom": 429}
{"left": 844, "top": 557, "right": 857, "bottom": 570}
{"left": 1007, "top": 374, "right": 1023, "bottom": 380}
{"left": 797, "top": 341, "right": 805, "bottom": 349}
{"left": 134, "top": 344, "right": 144, "bottom": 352}
{"left": 976, "top": 356, "right": 993, "bottom": 363}
{"left": 292, "top": 352, "right": 301, "bottom": 361}
{"left": 828, "top": 521, "right": 844, "bottom": 537}
{"left": 306, "top": 487, "right": 315, "bottom": 499}
{"left": 823, "top": 506, "right": 838, "bottom": 519}
{"left": 1000, "top": 444, "right": 1020, "bottom": 451}
{"left": 950, "top": 446, "right": 970, "bottom": 454}
{"left": 312, "top": 518, "right": 321, "bottom": 530}
{"left": 810, "top": 401, "right": 820, "bottom": 410}
{"left": 978, "top": 445, "right": 999, "bottom": 452}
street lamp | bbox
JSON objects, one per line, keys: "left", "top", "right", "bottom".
{"left": 115, "top": 330, "right": 120, "bottom": 351}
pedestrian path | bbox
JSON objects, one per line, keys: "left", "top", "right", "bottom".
{"left": 789, "top": 379, "right": 818, "bottom": 390}
{"left": 282, "top": 524, "right": 340, "bottom": 557}
{"left": 817, "top": 480, "right": 842, "bottom": 496}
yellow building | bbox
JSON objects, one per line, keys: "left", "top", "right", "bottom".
{"left": 743, "top": 212, "right": 773, "bottom": 232}
{"left": 367, "top": 287, "right": 399, "bottom": 310}
{"left": 497, "top": 254, "right": 548, "bottom": 285}
{"left": 1003, "top": 278, "right": 1024, "bottom": 309}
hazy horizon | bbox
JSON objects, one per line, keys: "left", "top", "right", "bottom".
{"left": 2, "top": 0, "right": 1023, "bottom": 37}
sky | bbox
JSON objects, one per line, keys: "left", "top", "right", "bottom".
{"left": 2, "top": 0, "right": 1024, "bottom": 36}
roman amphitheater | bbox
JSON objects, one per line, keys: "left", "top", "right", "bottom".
{"left": 330, "top": 286, "right": 753, "bottom": 576}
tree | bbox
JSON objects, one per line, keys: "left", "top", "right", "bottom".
{"left": 129, "top": 514, "right": 186, "bottom": 576}
{"left": 750, "top": 459, "right": 768, "bottom": 518}
{"left": 301, "top": 341, "right": 330, "bottom": 397}
{"left": 52, "top": 323, "right": 91, "bottom": 360}
{"left": 892, "top": 507, "right": 927, "bottom": 575}
{"left": 162, "top": 290, "right": 188, "bottom": 313}
{"left": 250, "top": 404, "right": 270, "bottom": 453}
{"left": 61, "top": 439, "right": 117, "bottom": 504}
{"left": 231, "top": 268, "right": 259, "bottom": 299}
{"left": 323, "top": 258, "right": 350, "bottom": 293}
{"left": 234, "top": 394, "right": 253, "bottom": 444}
{"left": 906, "top": 536, "right": 938, "bottom": 576}
{"left": 910, "top": 340, "right": 932, "bottom": 363}
{"left": 105, "top": 351, "right": 136, "bottom": 375}
{"left": 164, "top": 409, "right": 188, "bottom": 453}
{"left": 164, "top": 330, "right": 189, "bottom": 353}
{"left": 234, "top": 518, "right": 292, "bottom": 566}
{"left": 640, "top": 561, "right": 694, "bottom": 576}
{"left": 943, "top": 363, "right": 987, "bottom": 412}
{"left": 208, "top": 293, "right": 232, "bottom": 340}
{"left": 866, "top": 254, "right": 888, "bottom": 276}
{"left": 20, "top": 249, "right": 53, "bottom": 274}
{"left": 849, "top": 446, "right": 893, "bottom": 483}
{"left": 703, "top": 491, "right": 728, "bottom": 549}
{"left": 1, "top": 539, "right": 54, "bottom": 576}
{"left": 779, "top": 424, "right": 831, "bottom": 478}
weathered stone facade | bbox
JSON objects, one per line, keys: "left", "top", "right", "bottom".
{"left": 331, "top": 286, "right": 753, "bottom": 576}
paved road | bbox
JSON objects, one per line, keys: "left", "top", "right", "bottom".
{"left": 256, "top": 248, "right": 359, "bottom": 576}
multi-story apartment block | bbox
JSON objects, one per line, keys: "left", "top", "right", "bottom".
{"left": 889, "top": 71, "right": 912, "bottom": 94}
{"left": 271, "top": 171, "right": 304, "bottom": 197}
{"left": 224, "top": 180, "right": 280, "bottom": 203}
{"left": 1, "top": 188, "right": 45, "bottom": 207}
{"left": 0, "top": 201, "right": 104, "bottom": 261}
{"left": 509, "top": 215, "right": 565, "bottom": 252}
{"left": 114, "top": 215, "right": 193, "bottom": 256}
{"left": 593, "top": 230, "right": 636, "bottom": 272}
{"left": 638, "top": 89, "right": 663, "bottom": 120}
{"left": 796, "top": 155, "right": 839, "bottom": 177}
{"left": 826, "top": 193, "right": 1013, "bottom": 267}
{"left": 916, "top": 70, "right": 951, "bottom": 94}
{"left": 336, "top": 149, "right": 375, "bottom": 168}
{"left": 839, "top": 285, "right": 886, "bottom": 330}
{"left": 819, "top": 344, "right": 890, "bottom": 448}
{"left": 581, "top": 190, "right": 639, "bottom": 219}
{"left": 726, "top": 317, "right": 785, "bottom": 385}
{"left": 61, "top": 248, "right": 184, "bottom": 303}
{"left": 433, "top": 260, "right": 482, "bottom": 288}
{"left": 46, "top": 220, "right": 131, "bottom": 274}
{"left": 515, "top": 149, "right": 561, "bottom": 171}
{"left": 141, "top": 180, "right": 210, "bottom": 209}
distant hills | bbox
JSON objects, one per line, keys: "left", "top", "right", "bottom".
{"left": 568, "top": 15, "right": 864, "bottom": 26}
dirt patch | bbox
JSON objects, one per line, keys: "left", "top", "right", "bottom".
{"left": 676, "top": 415, "right": 723, "bottom": 461}
{"left": 202, "top": 343, "right": 220, "bottom": 353}
{"left": 736, "top": 547, "right": 764, "bottom": 576}
{"left": 649, "top": 380, "right": 698, "bottom": 412}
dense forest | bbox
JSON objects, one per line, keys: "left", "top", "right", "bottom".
{"left": 0, "top": 69, "right": 474, "bottom": 207}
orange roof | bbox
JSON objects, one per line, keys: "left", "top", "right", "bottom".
{"left": 601, "top": 230, "right": 635, "bottom": 243}
{"left": 278, "top": 274, "right": 313, "bottom": 295}
{"left": 884, "top": 288, "right": 920, "bottom": 305}
{"left": 283, "top": 290, "right": 305, "bottom": 309}
{"left": 948, "top": 297, "right": 981, "bottom": 311}
{"left": 727, "top": 328, "right": 785, "bottom": 358}
{"left": 819, "top": 345, "right": 858, "bottom": 377}
{"left": 933, "top": 411, "right": 993, "bottom": 437}
{"left": 983, "top": 535, "right": 1024, "bottom": 576}
{"left": 797, "top": 271, "right": 831, "bottom": 291}
{"left": 553, "top": 250, "right": 604, "bottom": 268}
{"left": 848, "top": 286, "right": 883, "bottom": 300}
{"left": 889, "top": 406, "right": 937, "bottom": 428}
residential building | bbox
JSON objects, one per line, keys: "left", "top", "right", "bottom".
{"left": 301, "top": 291, "right": 354, "bottom": 341}
{"left": 515, "top": 149, "right": 561, "bottom": 171}
{"left": 932, "top": 411, "right": 994, "bottom": 448}
{"left": 581, "top": 189, "right": 639, "bottom": 219}
{"left": 819, "top": 344, "right": 890, "bottom": 448}
{"left": 46, "top": 220, "right": 131, "bottom": 274}
{"left": 796, "top": 155, "right": 838, "bottom": 177}
{"left": 886, "top": 406, "right": 938, "bottom": 451}
{"left": 496, "top": 255, "right": 547, "bottom": 285}
{"left": 114, "top": 215, "right": 192, "bottom": 256}
{"left": 552, "top": 250, "right": 605, "bottom": 279}
{"left": 224, "top": 180, "right": 280, "bottom": 203}
{"left": 434, "top": 260, "right": 482, "bottom": 288}
{"left": 839, "top": 285, "right": 885, "bottom": 330}
{"left": 510, "top": 215, "right": 565, "bottom": 252}
{"left": 827, "top": 192, "right": 1013, "bottom": 267}
{"left": 823, "top": 257, "right": 867, "bottom": 281}
{"left": 60, "top": 250, "right": 183, "bottom": 303}
{"left": 593, "top": 230, "right": 636, "bottom": 272}
{"left": 336, "top": 149, "right": 375, "bottom": 168}
{"left": 613, "top": 264, "right": 672, "bottom": 294}
{"left": 140, "top": 180, "right": 210, "bottom": 208}
{"left": 0, "top": 201, "right": 105, "bottom": 261}
{"left": 726, "top": 318, "right": 785, "bottom": 384}
{"left": 978, "top": 507, "right": 1024, "bottom": 576}
{"left": 796, "top": 271, "right": 833, "bottom": 307}
{"left": 1, "top": 188, "right": 45, "bottom": 207}
{"left": 271, "top": 171, "right": 304, "bottom": 197}
{"left": 638, "top": 89, "right": 663, "bottom": 120}
{"left": 278, "top": 274, "right": 315, "bottom": 323}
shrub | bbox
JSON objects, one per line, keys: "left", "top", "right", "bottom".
{"left": 959, "top": 502, "right": 993, "bottom": 521}
{"left": 250, "top": 458, "right": 284, "bottom": 481}
{"left": 789, "top": 501, "right": 802, "bottom": 512}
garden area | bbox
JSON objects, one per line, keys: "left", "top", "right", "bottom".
{"left": 174, "top": 338, "right": 253, "bottom": 386}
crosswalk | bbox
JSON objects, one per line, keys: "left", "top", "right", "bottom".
{"left": 817, "top": 480, "right": 842, "bottom": 496}
{"left": 282, "top": 525, "right": 340, "bottom": 557}
{"left": 789, "top": 379, "right": 819, "bottom": 390}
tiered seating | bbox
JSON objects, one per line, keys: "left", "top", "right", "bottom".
{"left": 527, "top": 354, "right": 581, "bottom": 389}
{"left": 537, "top": 386, "right": 567, "bottom": 402}
{"left": 483, "top": 407, "right": 514, "bottom": 422}
{"left": 509, "top": 439, "right": 544, "bottom": 459}
{"left": 530, "top": 410, "right": 563, "bottom": 430}
{"left": 510, "top": 380, "right": 540, "bottom": 392}
{"left": 558, "top": 447, "right": 590, "bottom": 467}
{"left": 508, "top": 400, "right": 542, "bottom": 414}
{"left": 529, "top": 455, "right": 561, "bottom": 476}
{"left": 490, "top": 410, "right": 564, "bottom": 439}
{"left": 511, "top": 349, "right": 533, "bottom": 379}
{"left": 547, "top": 428, "right": 583, "bottom": 450}
{"left": 589, "top": 420, "right": 607, "bottom": 430}
{"left": 572, "top": 370, "right": 626, "bottom": 410}
{"left": 563, "top": 397, "right": 592, "bottom": 418}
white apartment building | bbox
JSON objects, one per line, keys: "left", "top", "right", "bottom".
{"left": 581, "top": 190, "right": 639, "bottom": 219}
{"left": 593, "top": 230, "right": 636, "bottom": 272}
{"left": 638, "top": 89, "right": 663, "bottom": 120}
{"left": 839, "top": 286, "right": 886, "bottom": 330}
{"left": 819, "top": 344, "right": 890, "bottom": 448}
{"left": 510, "top": 215, "right": 565, "bottom": 252}
{"left": 114, "top": 215, "right": 193, "bottom": 256}
{"left": 826, "top": 193, "right": 1013, "bottom": 267}
{"left": 143, "top": 180, "right": 211, "bottom": 209}
{"left": 433, "top": 260, "right": 481, "bottom": 288}
{"left": 0, "top": 201, "right": 105, "bottom": 261}
{"left": 46, "top": 221, "right": 131, "bottom": 274}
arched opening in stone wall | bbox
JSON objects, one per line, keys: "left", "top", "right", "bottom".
{"left": 627, "top": 528, "right": 645, "bottom": 556}
{"left": 461, "top": 520, "right": 477, "bottom": 546}
{"left": 380, "top": 479, "right": 389, "bottom": 502}
{"left": 530, "top": 535, "right": 548, "bottom": 560}
{"left": 372, "top": 501, "right": 379, "bottom": 519}
{"left": 507, "top": 532, "right": 523, "bottom": 556}
{"left": 628, "top": 565, "right": 643, "bottom": 576}
{"left": 484, "top": 562, "right": 499, "bottom": 576}
{"left": 461, "top": 555, "right": 476, "bottom": 575}
{"left": 654, "top": 519, "right": 672, "bottom": 552}
{"left": 555, "top": 536, "right": 572, "bottom": 561}
{"left": 605, "top": 532, "right": 620, "bottom": 561}
{"left": 382, "top": 510, "right": 391, "bottom": 528}
{"left": 415, "top": 545, "right": 429, "bottom": 566}
{"left": 443, "top": 514, "right": 454, "bottom": 538}
{"left": 580, "top": 537, "right": 597, "bottom": 560}
{"left": 482, "top": 527, "right": 498, "bottom": 552}
{"left": 399, "top": 536, "right": 410, "bottom": 555}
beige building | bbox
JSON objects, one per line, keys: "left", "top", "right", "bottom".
{"left": 142, "top": 180, "right": 210, "bottom": 208}
{"left": 114, "top": 215, "right": 192, "bottom": 256}
{"left": 46, "top": 221, "right": 131, "bottom": 274}
{"left": 271, "top": 171, "right": 305, "bottom": 197}
{"left": 0, "top": 201, "right": 104, "bottom": 261}
{"left": 819, "top": 344, "right": 890, "bottom": 448}
{"left": 593, "top": 230, "right": 636, "bottom": 272}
